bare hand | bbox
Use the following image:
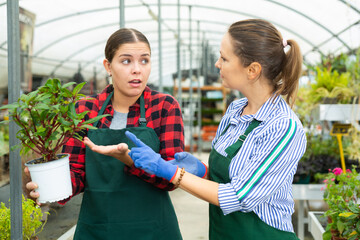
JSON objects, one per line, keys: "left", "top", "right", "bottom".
{"left": 84, "top": 137, "right": 134, "bottom": 166}
{"left": 24, "top": 167, "right": 41, "bottom": 205}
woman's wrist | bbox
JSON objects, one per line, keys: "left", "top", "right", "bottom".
{"left": 172, "top": 167, "right": 185, "bottom": 188}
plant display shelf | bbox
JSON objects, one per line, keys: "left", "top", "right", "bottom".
{"left": 319, "top": 104, "right": 360, "bottom": 121}
{"left": 292, "top": 184, "right": 325, "bottom": 240}
{"left": 308, "top": 211, "right": 326, "bottom": 240}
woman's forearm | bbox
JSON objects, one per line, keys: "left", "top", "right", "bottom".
{"left": 172, "top": 169, "right": 220, "bottom": 206}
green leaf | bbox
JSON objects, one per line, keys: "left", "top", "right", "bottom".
{"left": 0, "top": 102, "right": 20, "bottom": 111}
{"left": 79, "top": 124, "right": 97, "bottom": 130}
{"left": 72, "top": 82, "right": 86, "bottom": 96}
{"left": 322, "top": 231, "right": 332, "bottom": 240}
{"left": 0, "top": 120, "right": 10, "bottom": 125}
{"left": 348, "top": 204, "right": 360, "bottom": 214}
{"left": 349, "top": 235, "right": 358, "bottom": 240}
{"left": 62, "top": 81, "right": 76, "bottom": 89}
{"left": 58, "top": 118, "right": 73, "bottom": 127}
{"left": 82, "top": 114, "right": 110, "bottom": 125}
{"left": 35, "top": 103, "right": 51, "bottom": 110}
{"left": 337, "top": 220, "right": 346, "bottom": 233}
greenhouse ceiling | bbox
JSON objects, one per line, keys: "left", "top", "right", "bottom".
{"left": 1, "top": 0, "right": 360, "bottom": 89}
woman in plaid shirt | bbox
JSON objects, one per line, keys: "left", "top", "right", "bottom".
{"left": 26, "top": 28, "right": 185, "bottom": 239}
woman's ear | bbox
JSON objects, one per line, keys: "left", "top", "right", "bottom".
{"left": 103, "top": 59, "right": 112, "bottom": 76}
{"left": 247, "top": 62, "right": 262, "bottom": 80}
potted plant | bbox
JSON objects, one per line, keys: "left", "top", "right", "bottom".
{"left": 320, "top": 167, "right": 360, "bottom": 240}
{"left": 0, "top": 78, "right": 108, "bottom": 203}
{"left": 307, "top": 51, "right": 360, "bottom": 122}
{"left": 0, "top": 195, "right": 48, "bottom": 239}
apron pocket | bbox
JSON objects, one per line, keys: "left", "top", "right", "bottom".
{"left": 74, "top": 221, "right": 107, "bottom": 240}
{"left": 75, "top": 220, "right": 158, "bottom": 240}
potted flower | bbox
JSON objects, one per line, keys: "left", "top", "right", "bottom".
{"left": 321, "top": 167, "right": 360, "bottom": 240}
{"left": 0, "top": 78, "right": 108, "bottom": 203}
{"left": 0, "top": 195, "right": 48, "bottom": 239}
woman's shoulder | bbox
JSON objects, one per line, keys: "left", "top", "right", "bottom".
{"left": 262, "top": 100, "right": 305, "bottom": 136}
{"left": 145, "top": 86, "right": 180, "bottom": 107}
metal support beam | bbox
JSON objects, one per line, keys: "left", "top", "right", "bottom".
{"left": 197, "top": 20, "right": 202, "bottom": 154}
{"left": 158, "top": 0, "right": 163, "bottom": 92}
{"left": 188, "top": 6, "right": 194, "bottom": 153}
{"left": 7, "top": 0, "right": 22, "bottom": 239}
{"left": 176, "top": 0, "right": 182, "bottom": 109}
{"left": 119, "top": 0, "right": 125, "bottom": 28}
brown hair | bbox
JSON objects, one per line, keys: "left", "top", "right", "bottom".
{"left": 105, "top": 28, "right": 151, "bottom": 62}
{"left": 228, "top": 19, "right": 303, "bottom": 107}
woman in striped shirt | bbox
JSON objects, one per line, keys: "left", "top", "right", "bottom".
{"left": 89, "top": 19, "right": 306, "bottom": 240}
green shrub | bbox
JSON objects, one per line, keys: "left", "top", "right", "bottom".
{"left": 0, "top": 195, "right": 48, "bottom": 240}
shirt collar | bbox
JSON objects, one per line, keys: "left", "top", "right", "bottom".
{"left": 229, "top": 94, "right": 281, "bottom": 124}
{"left": 253, "top": 94, "right": 281, "bottom": 121}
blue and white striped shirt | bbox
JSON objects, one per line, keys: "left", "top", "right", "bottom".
{"left": 214, "top": 95, "right": 306, "bottom": 232}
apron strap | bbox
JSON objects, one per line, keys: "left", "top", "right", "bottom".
{"left": 93, "top": 91, "right": 114, "bottom": 128}
{"left": 212, "top": 124, "right": 231, "bottom": 145}
{"left": 92, "top": 91, "right": 147, "bottom": 128}
{"left": 225, "top": 119, "right": 261, "bottom": 159}
{"left": 139, "top": 94, "right": 147, "bottom": 127}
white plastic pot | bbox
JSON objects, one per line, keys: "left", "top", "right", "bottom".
{"left": 25, "top": 153, "right": 72, "bottom": 203}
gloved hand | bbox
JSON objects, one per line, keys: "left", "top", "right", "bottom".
{"left": 168, "top": 152, "right": 207, "bottom": 178}
{"left": 125, "top": 131, "right": 178, "bottom": 181}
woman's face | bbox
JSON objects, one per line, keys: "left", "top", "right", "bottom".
{"left": 215, "top": 33, "right": 248, "bottom": 91}
{"left": 104, "top": 41, "right": 151, "bottom": 98}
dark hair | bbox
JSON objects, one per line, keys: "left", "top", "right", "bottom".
{"left": 105, "top": 28, "right": 151, "bottom": 62}
{"left": 228, "top": 19, "right": 303, "bottom": 107}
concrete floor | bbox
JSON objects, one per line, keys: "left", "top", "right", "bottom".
{"left": 0, "top": 152, "right": 317, "bottom": 240}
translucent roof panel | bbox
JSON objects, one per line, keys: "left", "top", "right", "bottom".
{"left": 1, "top": 0, "right": 359, "bottom": 88}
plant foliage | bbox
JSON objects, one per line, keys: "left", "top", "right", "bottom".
{"left": 0, "top": 195, "right": 48, "bottom": 240}
{"left": 0, "top": 78, "right": 109, "bottom": 162}
{"left": 320, "top": 167, "right": 360, "bottom": 240}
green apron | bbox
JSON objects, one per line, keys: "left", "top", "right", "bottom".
{"left": 208, "top": 120, "right": 299, "bottom": 240}
{"left": 74, "top": 92, "right": 182, "bottom": 240}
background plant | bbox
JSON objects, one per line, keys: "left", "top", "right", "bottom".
{"left": 310, "top": 67, "right": 354, "bottom": 104}
{"left": 320, "top": 167, "right": 360, "bottom": 240}
{"left": 345, "top": 126, "right": 360, "bottom": 164}
{"left": 294, "top": 133, "right": 342, "bottom": 183}
{"left": 0, "top": 195, "right": 48, "bottom": 240}
{"left": 0, "top": 78, "right": 109, "bottom": 162}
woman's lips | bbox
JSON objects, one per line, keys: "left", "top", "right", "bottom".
{"left": 129, "top": 79, "right": 141, "bottom": 87}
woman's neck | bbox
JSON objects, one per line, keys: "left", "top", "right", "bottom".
{"left": 111, "top": 92, "right": 140, "bottom": 113}
{"left": 242, "top": 94, "right": 271, "bottom": 116}
{"left": 241, "top": 81, "right": 273, "bottom": 116}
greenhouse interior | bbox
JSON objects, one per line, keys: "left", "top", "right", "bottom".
{"left": 1, "top": 0, "right": 360, "bottom": 240}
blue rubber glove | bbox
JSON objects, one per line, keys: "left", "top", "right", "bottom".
{"left": 125, "top": 131, "right": 178, "bottom": 181}
{"left": 168, "top": 152, "right": 207, "bottom": 178}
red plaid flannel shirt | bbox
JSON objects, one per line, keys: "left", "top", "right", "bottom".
{"left": 59, "top": 85, "right": 184, "bottom": 204}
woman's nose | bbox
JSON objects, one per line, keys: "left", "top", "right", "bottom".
{"left": 215, "top": 58, "right": 220, "bottom": 69}
{"left": 132, "top": 62, "right": 141, "bottom": 74}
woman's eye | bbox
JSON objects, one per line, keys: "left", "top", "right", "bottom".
{"left": 221, "top": 57, "right": 226, "bottom": 62}
{"left": 141, "top": 59, "right": 149, "bottom": 64}
{"left": 122, "top": 59, "right": 130, "bottom": 64}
